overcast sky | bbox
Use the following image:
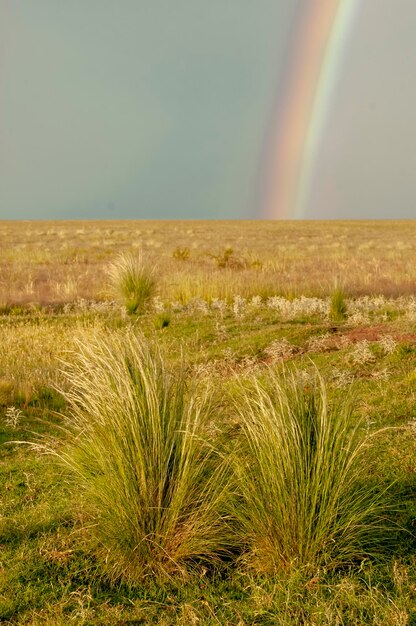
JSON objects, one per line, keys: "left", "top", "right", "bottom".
{"left": 1, "top": 0, "right": 415, "bottom": 220}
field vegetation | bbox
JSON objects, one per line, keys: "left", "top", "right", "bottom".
{"left": 0, "top": 221, "right": 415, "bottom": 624}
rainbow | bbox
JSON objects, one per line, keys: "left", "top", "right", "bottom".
{"left": 260, "top": 0, "right": 360, "bottom": 219}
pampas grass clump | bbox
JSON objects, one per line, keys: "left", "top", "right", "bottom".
{"left": 108, "top": 251, "right": 156, "bottom": 314}
{"left": 56, "top": 331, "right": 232, "bottom": 582}
{"left": 231, "top": 367, "right": 393, "bottom": 575}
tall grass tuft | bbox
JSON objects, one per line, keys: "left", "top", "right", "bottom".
{"left": 231, "top": 367, "right": 393, "bottom": 575}
{"left": 108, "top": 251, "right": 156, "bottom": 314}
{"left": 330, "top": 285, "right": 347, "bottom": 321}
{"left": 54, "top": 331, "right": 233, "bottom": 582}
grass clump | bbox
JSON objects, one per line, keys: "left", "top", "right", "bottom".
{"left": 172, "top": 246, "right": 190, "bottom": 261}
{"left": 330, "top": 285, "right": 347, "bottom": 321}
{"left": 153, "top": 311, "right": 171, "bottom": 330}
{"left": 209, "top": 247, "right": 247, "bottom": 270}
{"left": 54, "top": 331, "right": 232, "bottom": 583}
{"left": 231, "top": 367, "right": 394, "bottom": 575}
{"left": 108, "top": 251, "right": 156, "bottom": 314}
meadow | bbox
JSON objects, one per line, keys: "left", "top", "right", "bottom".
{"left": 0, "top": 220, "right": 415, "bottom": 625}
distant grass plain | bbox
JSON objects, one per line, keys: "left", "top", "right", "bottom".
{"left": 0, "top": 220, "right": 415, "bottom": 625}
{"left": 2, "top": 220, "right": 416, "bottom": 305}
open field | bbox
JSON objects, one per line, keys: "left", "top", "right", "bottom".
{"left": 2, "top": 220, "right": 416, "bottom": 306}
{"left": 1, "top": 221, "right": 415, "bottom": 624}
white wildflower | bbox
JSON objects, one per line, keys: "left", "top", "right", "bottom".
{"left": 189, "top": 298, "right": 209, "bottom": 315}
{"left": 152, "top": 296, "right": 165, "bottom": 313}
{"left": 306, "top": 333, "right": 331, "bottom": 353}
{"left": 215, "top": 321, "right": 227, "bottom": 341}
{"left": 248, "top": 295, "right": 262, "bottom": 309}
{"left": 222, "top": 348, "right": 236, "bottom": 363}
{"left": 371, "top": 368, "right": 390, "bottom": 381}
{"left": 5, "top": 406, "right": 22, "bottom": 429}
{"left": 211, "top": 298, "right": 228, "bottom": 317}
{"left": 264, "top": 338, "right": 296, "bottom": 361}
{"left": 266, "top": 296, "right": 293, "bottom": 319}
{"left": 378, "top": 335, "right": 397, "bottom": 355}
{"left": 347, "top": 311, "right": 371, "bottom": 325}
{"left": 232, "top": 295, "right": 246, "bottom": 319}
{"left": 347, "top": 340, "right": 376, "bottom": 366}
{"left": 408, "top": 418, "right": 416, "bottom": 437}
{"left": 331, "top": 368, "right": 354, "bottom": 389}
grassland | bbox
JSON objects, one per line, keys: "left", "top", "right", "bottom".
{"left": 0, "top": 220, "right": 415, "bottom": 625}
{"left": 2, "top": 219, "right": 416, "bottom": 306}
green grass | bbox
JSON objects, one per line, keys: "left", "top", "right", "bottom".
{"left": 330, "top": 285, "right": 347, "bottom": 321}
{"left": 1, "top": 297, "right": 415, "bottom": 623}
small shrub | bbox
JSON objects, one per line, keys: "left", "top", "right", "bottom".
{"left": 51, "top": 332, "right": 233, "bottom": 582}
{"left": 209, "top": 247, "right": 247, "bottom": 270}
{"left": 213, "top": 247, "right": 234, "bottom": 269}
{"left": 230, "top": 367, "right": 394, "bottom": 575}
{"left": 172, "top": 247, "right": 190, "bottom": 261}
{"left": 330, "top": 286, "right": 347, "bottom": 321}
{"left": 107, "top": 251, "right": 155, "bottom": 314}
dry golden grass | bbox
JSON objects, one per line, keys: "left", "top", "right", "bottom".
{"left": 0, "top": 320, "right": 105, "bottom": 405}
{"left": 1, "top": 220, "right": 416, "bottom": 305}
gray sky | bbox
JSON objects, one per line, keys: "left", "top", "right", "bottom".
{"left": 1, "top": 0, "right": 415, "bottom": 219}
{"left": 307, "top": 0, "right": 416, "bottom": 219}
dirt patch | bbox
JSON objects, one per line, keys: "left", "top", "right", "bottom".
{"left": 339, "top": 325, "right": 416, "bottom": 345}
{"left": 342, "top": 326, "right": 387, "bottom": 343}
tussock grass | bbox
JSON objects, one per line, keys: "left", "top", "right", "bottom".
{"left": 231, "top": 367, "right": 394, "bottom": 575}
{"left": 53, "top": 331, "right": 232, "bottom": 582}
{"left": 107, "top": 251, "right": 156, "bottom": 313}
{"left": 330, "top": 285, "right": 347, "bottom": 321}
